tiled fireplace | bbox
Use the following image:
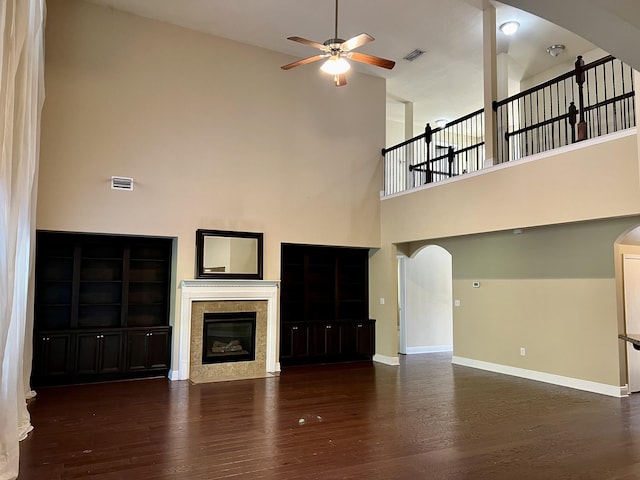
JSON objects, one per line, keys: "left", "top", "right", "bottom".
{"left": 170, "top": 280, "right": 280, "bottom": 383}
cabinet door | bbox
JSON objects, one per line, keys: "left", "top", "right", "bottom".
{"left": 315, "top": 323, "right": 341, "bottom": 356}
{"left": 33, "top": 333, "right": 73, "bottom": 378}
{"left": 100, "top": 332, "right": 124, "bottom": 373}
{"left": 127, "top": 331, "right": 150, "bottom": 371}
{"left": 126, "top": 328, "right": 171, "bottom": 371}
{"left": 280, "top": 324, "right": 311, "bottom": 360}
{"left": 147, "top": 329, "right": 171, "bottom": 370}
{"left": 354, "top": 322, "right": 375, "bottom": 357}
{"left": 76, "top": 332, "right": 123, "bottom": 375}
{"left": 341, "top": 322, "right": 375, "bottom": 359}
{"left": 76, "top": 333, "right": 100, "bottom": 375}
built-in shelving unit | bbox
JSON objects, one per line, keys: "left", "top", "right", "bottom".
{"left": 32, "top": 231, "right": 173, "bottom": 387}
{"left": 280, "top": 244, "right": 374, "bottom": 366}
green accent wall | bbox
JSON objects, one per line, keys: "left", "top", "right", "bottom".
{"left": 410, "top": 216, "right": 640, "bottom": 279}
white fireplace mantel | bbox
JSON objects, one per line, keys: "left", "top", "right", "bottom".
{"left": 170, "top": 279, "right": 280, "bottom": 381}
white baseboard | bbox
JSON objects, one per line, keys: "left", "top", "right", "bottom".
{"left": 452, "top": 356, "right": 628, "bottom": 398}
{"left": 373, "top": 354, "right": 400, "bottom": 366}
{"left": 406, "top": 345, "right": 453, "bottom": 354}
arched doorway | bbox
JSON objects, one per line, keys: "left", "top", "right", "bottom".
{"left": 398, "top": 245, "right": 453, "bottom": 355}
{"left": 615, "top": 225, "right": 640, "bottom": 393}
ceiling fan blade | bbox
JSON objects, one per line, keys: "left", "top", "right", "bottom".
{"left": 281, "top": 54, "right": 327, "bottom": 70}
{"left": 334, "top": 73, "right": 347, "bottom": 87}
{"left": 287, "top": 36, "right": 327, "bottom": 51}
{"left": 341, "top": 33, "right": 374, "bottom": 52}
{"left": 348, "top": 52, "right": 396, "bottom": 69}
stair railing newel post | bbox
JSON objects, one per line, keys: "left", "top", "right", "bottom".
{"left": 424, "top": 123, "right": 432, "bottom": 184}
{"left": 575, "top": 56, "right": 588, "bottom": 141}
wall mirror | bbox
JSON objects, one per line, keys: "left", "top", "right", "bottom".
{"left": 196, "top": 229, "right": 264, "bottom": 280}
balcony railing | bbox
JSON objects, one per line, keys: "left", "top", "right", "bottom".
{"left": 382, "top": 109, "right": 484, "bottom": 196}
{"left": 494, "top": 55, "right": 635, "bottom": 163}
{"left": 382, "top": 55, "right": 636, "bottom": 197}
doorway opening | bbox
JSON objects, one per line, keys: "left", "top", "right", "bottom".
{"left": 616, "top": 224, "right": 640, "bottom": 393}
{"left": 398, "top": 245, "right": 453, "bottom": 355}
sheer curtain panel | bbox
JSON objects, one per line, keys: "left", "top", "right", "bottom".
{"left": 0, "top": 0, "right": 45, "bottom": 479}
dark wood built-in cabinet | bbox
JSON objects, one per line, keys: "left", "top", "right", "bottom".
{"left": 32, "top": 231, "right": 173, "bottom": 386}
{"left": 280, "top": 244, "right": 375, "bottom": 365}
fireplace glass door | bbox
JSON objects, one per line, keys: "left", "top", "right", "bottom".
{"left": 202, "top": 312, "right": 256, "bottom": 364}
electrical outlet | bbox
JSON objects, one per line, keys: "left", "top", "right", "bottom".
{"left": 520, "top": 347, "right": 526, "bottom": 356}
{"left": 454, "top": 299, "right": 461, "bottom": 307}
{"left": 379, "top": 297, "right": 385, "bottom": 305}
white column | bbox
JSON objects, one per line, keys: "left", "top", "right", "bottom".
{"left": 404, "top": 101, "right": 414, "bottom": 140}
{"left": 483, "top": 5, "right": 498, "bottom": 166}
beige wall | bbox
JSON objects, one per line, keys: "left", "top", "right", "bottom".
{"left": 39, "top": 1, "right": 385, "bottom": 369}
{"left": 380, "top": 133, "right": 639, "bottom": 244}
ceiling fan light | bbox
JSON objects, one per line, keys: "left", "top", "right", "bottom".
{"left": 320, "top": 56, "right": 351, "bottom": 75}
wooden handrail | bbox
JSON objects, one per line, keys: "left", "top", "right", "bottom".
{"left": 494, "top": 55, "right": 616, "bottom": 110}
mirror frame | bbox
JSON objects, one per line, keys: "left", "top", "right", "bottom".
{"left": 195, "top": 229, "right": 264, "bottom": 280}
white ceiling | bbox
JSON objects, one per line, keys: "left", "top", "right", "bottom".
{"left": 81, "top": 0, "right": 597, "bottom": 134}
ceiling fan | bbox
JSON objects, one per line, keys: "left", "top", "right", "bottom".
{"left": 281, "top": 0, "right": 396, "bottom": 87}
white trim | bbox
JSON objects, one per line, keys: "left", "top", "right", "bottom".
{"left": 397, "top": 255, "right": 407, "bottom": 354}
{"left": 382, "top": 127, "right": 637, "bottom": 200}
{"left": 407, "top": 345, "right": 453, "bottom": 354}
{"left": 373, "top": 354, "right": 400, "bottom": 366}
{"left": 452, "top": 356, "right": 628, "bottom": 398}
{"left": 172, "top": 279, "right": 280, "bottom": 381}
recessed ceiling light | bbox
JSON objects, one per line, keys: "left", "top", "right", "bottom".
{"left": 499, "top": 21, "right": 519, "bottom": 36}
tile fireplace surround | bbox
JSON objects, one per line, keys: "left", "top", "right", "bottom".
{"left": 170, "top": 279, "right": 280, "bottom": 382}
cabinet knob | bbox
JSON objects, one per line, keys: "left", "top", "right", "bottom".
{"left": 292, "top": 326, "right": 298, "bottom": 330}
{"left": 357, "top": 324, "right": 363, "bottom": 328}
{"left": 149, "top": 332, "right": 153, "bottom": 336}
{"left": 326, "top": 325, "right": 332, "bottom": 329}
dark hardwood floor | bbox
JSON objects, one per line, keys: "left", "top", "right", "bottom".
{"left": 19, "top": 353, "right": 640, "bottom": 479}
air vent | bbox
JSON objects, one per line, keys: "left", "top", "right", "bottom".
{"left": 402, "top": 49, "right": 426, "bottom": 62}
{"left": 111, "top": 176, "right": 133, "bottom": 191}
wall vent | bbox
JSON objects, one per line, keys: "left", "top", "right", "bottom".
{"left": 111, "top": 176, "right": 134, "bottom": 191}
{"left": 402, "top": 49, "right": 426, "bottom": 62}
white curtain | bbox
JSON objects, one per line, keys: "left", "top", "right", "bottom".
{"left": 0, "top": 0, "right": 45, "bottom": 479}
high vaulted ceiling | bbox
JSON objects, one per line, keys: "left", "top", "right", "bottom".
{"left": 82, "top": 0, "right": 606, "bottom": 135}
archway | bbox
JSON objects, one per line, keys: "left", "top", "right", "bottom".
{"left": 398, "top": 245, "right": 453, "bottom": 355}
{"left": 615, "top": 225, "right": 640, "bottom": 392}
